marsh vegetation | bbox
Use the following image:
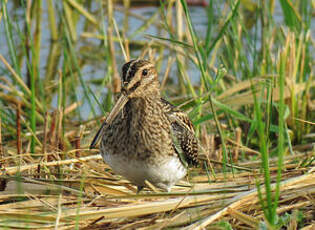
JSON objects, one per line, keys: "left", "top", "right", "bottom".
{"left": 0, "top": 0, "right": 314, "bottom": 229}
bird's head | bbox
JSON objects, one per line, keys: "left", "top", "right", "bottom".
{"left": 105, "top": 59, "right": 159, "bottom": 124}
{"left": 121, "top": 59, "right": 158, "bottom": 98}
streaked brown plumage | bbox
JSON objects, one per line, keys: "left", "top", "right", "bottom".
{"left": 90, "top": 59, "right": 198, "bottom": 192}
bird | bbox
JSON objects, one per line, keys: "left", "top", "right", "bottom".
{"left": 90, "top": 59, "right": 198, "bottom": 192}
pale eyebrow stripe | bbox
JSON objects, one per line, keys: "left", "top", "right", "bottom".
{"left": 138, "top": 64, "right": 154, "bottom": 71}
{"left": 125, "top": 61, "right": 154, "bottom": 82}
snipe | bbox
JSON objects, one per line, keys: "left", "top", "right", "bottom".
{"left": 90, "top": 59, "right": 198, "bottom": 192}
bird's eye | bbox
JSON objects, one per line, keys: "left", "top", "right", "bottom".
{"left": 142, "top": 69, "right": 148, "bottom": 76}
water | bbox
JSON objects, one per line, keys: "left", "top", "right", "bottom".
{"left": 0, "top": 1, "right": 314, "bottom": 119}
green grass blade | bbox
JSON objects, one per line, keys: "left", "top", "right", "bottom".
{"left": 272, "top": 49, "right": 286, "bottom": 224}
{"left": 279, "top": 0, "right": 301, "bottom": 31}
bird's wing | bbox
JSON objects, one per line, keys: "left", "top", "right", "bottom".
{"left": 160, "top": 98, "right": 198, "bottom": 167}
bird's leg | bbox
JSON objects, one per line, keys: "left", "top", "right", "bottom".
{"left": 137, "top": 185, "right": 144, "bottom": 193}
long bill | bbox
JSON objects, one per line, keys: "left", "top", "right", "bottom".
{"left": 90, "top": 93, "right": 129, "bottom": 149}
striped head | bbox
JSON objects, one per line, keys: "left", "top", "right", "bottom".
{"left": 98, "top": 59, "right": 159, "bottom": 127}
{"left": 120, "top": 59, "right": 159, "bottom": 98}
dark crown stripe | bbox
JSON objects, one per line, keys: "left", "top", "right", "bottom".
{"left": 122, "top": 59, "right": 153, "bottom": 83}
{"left": 127, "top": 61, "right": 139, "bottom": 82}
{"left": 122, "top": 60, "right": 135, "bottom": 82}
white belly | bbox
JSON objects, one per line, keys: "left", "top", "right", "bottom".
{"left": 102, "top": 152, "right": 187, "bottom": 192}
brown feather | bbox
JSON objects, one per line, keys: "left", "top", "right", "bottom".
{"left": 160, "top": 98, "right": 199, "bottom": 166}
{"left": 94, "top": 59, "right": 199, "bottom": 191}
